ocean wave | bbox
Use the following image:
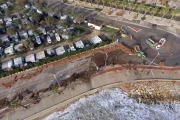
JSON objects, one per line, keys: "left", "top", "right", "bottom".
{"left": 44, "top": 88, "right": 180, "bottom": 120}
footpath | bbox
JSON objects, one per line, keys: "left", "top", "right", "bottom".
{"left": 0, "top": 64, "right": 180, "bottom": 120}
{"left": 66, "top": 0, "right": 180, "bottom": 37}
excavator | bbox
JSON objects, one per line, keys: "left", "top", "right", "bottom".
{"left": 134, "top": 45, "right": 146, "bottom": 59}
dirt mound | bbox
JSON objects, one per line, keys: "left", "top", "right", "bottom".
{"left": 0, "top": 76, "right": 17, "bottom": 89}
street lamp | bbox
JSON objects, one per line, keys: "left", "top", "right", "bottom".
{"left": 53, "top": 74, "right": 61, "bottom": 88}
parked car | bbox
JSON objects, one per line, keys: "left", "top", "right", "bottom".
{"left": 35, "top": 36, "right": 41, "bottom": 44}
{"left": 47, "top": 35, "right": 52, "bottom": 44}
{"left": 55, "top": 33, "right": 60, "bottom": 42}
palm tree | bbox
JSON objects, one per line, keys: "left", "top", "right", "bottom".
{"left": 96, "top": 0, "right": 101, "bottom": 6}
{"left": 108, "top": 0, "right": 114, "bottom": 9}
{"left": 122, "top": 0, "right": 126, "bottom": 11}
{"left": 51, "top": 87, "right": 58, "bottom": 94}
{"left": 102, "top": 0, "right": 107, "bottom": 8}
{"left": 170, "top": 0, "right": 175, "bottom": 7}
{"left": 151, "top": 7, "right": 159, "bottom": 18}
{"left": 169, "top": 9, "right": 179, "bottom": 22}
{"left": 108, "top": 34, "right": 116, "bottom": 41}
{"left": 137, "top": 3, "right": 144, "bottom": 15}
{"left": 128, "top": 1, "right": 134, "bottom": 14}
{"left": 160, "top": 7, "right": 169, "bottom": 21}
{"left": 144, "top": 6, "right": 151, "bottom": 17}
{"left": 32, "top": 12, "right": 40, "bottom": 24}
{"left": 114, "top": 0, "right": 120, "bottom": 10}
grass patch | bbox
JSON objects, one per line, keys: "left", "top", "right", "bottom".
{"left": 101, "top": 26, "right": 119, "bottom": 34}
{"left": 35, "top": 44, "right": 43, "bottom": 50}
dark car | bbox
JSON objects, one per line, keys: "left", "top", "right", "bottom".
{"left": 152, "top": 24, "right": 157, "bottom": 28}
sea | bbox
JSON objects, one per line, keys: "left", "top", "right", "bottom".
{"left": 43, "top": 88, "right": 180, "bottom": 120}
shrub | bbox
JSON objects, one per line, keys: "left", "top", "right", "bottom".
{"left": 108, "top": 10, "right": 112, "bottom": 15}
{"left": 51, "top": 87, "right": 58, "bottom": 94}
{"left": 141, "top": 17, "right": 145, "bottom": 20}
{"left": 9, "top": 100, "right": 20, "bottom": 108}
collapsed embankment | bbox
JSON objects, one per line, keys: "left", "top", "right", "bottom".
{"left": 0, "top": 42, "right": 133, "bottom": 89}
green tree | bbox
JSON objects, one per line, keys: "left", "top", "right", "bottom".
{"left": 122, "top": 0, "right": 127, "bottom": 11}
{"left": 160, "top": 7, "right": 169, "bottom": 21}
{"left": 96, "top": 0, "right": 101, "bottom": 6}
{"left": 64, "top": 8, "right": 71, "bottom": 15}
{"left": 151, "top": 7, "right": 159, "bottom": 18}
{"left": 114, "top": 0, "right": 120, "bottom": 10}
{"left": 55, "top": 7, "right": 63, "bottom": 17}
{"left": 169, "top": 9, "right": 179, "bottom": 22}
{"left": 5, "top": 9, "right": 11, "bottom": 17}
{"left": 32, "top": 12, "right": 40, "bottom": 24}
{"left": 22, "top": 38, "right": 34, "bottom": 49}
{"left": 137, "top": 3, "right": 144, "bottom": 15}
{"left": 32, "top": 29, "right": 40, "bottom": 35}
{"left": 0, "top": 23, "right": 5, "bottom": 30}
{"left": 51, "top": 87, "right": 58, "bottom": 94}
{"left": 18, "top": 45, "right": 25, "bottom": 51}
{"left": 6, "top": 26, "right": 16, "bottom": 36}
{"left": 108, "top": 0, "right": 114, "bottom": 9}
{"left": 128, "top": 1, "right": 134, "bottom": 14}
{"left": 45, "top": 16, "right": 55, "bottom": 28}
{"left": 16, "top": 0, "right": 28, "bottom": 8}
{"left": 9, "top": 100, "right": 20, "bottom": 108}
{"left": 102, "top": 0, "right": 107, "bottom": 8}
{"left": 108, "top": 34, "right": 116, "bottom": 41}
{"left": 70, "top": 8, "right": 77, "bottom": 18}
{"left": 27, "top": 21, "right": 36, "bottom": 30}
{"left": 144, "top": 6, "right": 151, "bottom": 17}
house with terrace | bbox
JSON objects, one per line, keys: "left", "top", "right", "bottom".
{"left": 25, "top": 54, "right": 36, "bottom": 63}
{"left": 35, "top": 51, "right": 46, "bottom": 61}
{"left": 88, "top": 20, "right": 102, "bottom": 30}
{"left": 55, "top": 46, "right": 65, "bottom": 55}
{"left": 13, "top": 57, "right": 24, "bottom": 68}
{"left": 2, "top": 60, "right": 13, "bottom": 71}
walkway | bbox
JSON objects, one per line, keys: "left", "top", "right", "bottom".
{"left": 1, "top": 65, "right": 180, "bottom": 120}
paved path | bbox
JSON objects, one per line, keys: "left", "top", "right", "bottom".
{"left": 1, "top": 64, "right": 180, "bottom": 120}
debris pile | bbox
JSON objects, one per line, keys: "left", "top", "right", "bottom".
{"left": 0, "top": 76, "right": 17, "bottom": 89}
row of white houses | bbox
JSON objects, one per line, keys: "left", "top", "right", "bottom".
{"left": 1, "top": 36, "right": 102, "bottom": 71}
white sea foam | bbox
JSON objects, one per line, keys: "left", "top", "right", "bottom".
{"left": 43, "top": 89, "right": 180, "bottom": 120}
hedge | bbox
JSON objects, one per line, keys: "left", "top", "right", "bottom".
{"left": 0, "top": 39, "right": 110, "bottom": 78}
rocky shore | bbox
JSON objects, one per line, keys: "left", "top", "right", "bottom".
{"left": 129, "top": 81, "right": 180, "bottom": 104}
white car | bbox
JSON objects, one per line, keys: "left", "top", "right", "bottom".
{"left": 55, "top": 33, "right": 61, "bottom": 42}
{"left": 36, "top": 36, "right": 41, "bottom": 44}
{"left": 47, "top": 35, "right": 52, "bottom": 44}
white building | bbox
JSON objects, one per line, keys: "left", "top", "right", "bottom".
{"left": 9, "top": 33, "right": 18, "bottom": 40}
{"left": 69, "top": 44, "right": 76, "bottom": 51}
{"left": 6, "top": 21, "right": 12, "bottom": 27}
{"left": 13, "top": 57, "right": 24, "bottom": 67}
{"left": 37, "top": 9, "right": 43, "bottom": 14}
{"left": 61, "top": 34, "right": 69, "bottom": 39}
{"left": 55, "top": 46, "right": 65, "bottom": 55}
{"left": 38, "top": 27, "right": 46, "bottom": 35}
{"left": 4, "top": 46, "right": 14, "bottom": 55}
{"left": 7, "top": 2, "right": 14, "bottom": 7}
{"left": 25, "top": 4, "right": 30, "bottom": 9}
{"left": 36, "top": 51, "right": 46, "bottom": 60}
{"left": 74, "top": 40, "right": 84, "bottom": 49}
{"left": 91, "top": 36, "right": 102, "bottom": 44}
{"left": 55, "top": 33, "right": 61, "bottom": 42}
{"left": 0, "top": 35, "right": 9, "bottom": 42}
{"left": 19, "top": 30, "right": 28, "bottom": 39}
{"left": 46, "top": 48, "right": 55, "bottom": 56}
{"left": 35, "top": 36, "right": 41, "bottom": 44}
{"left": 14, "top": 44, "right": 22, "bottom": 51}
{"left": 3, "top": 17, "right": 12, "bottom": 23}
{"left": 25, "top": 54, "right": 36, "bottom": 63}
{"left": 2, "top": 60, "right": 13, "bottom": 71}
{"left": 0, "top": 4, "right": 8, "bottom": 9}
{"left": 28, "top": 29, "right": 34, "bottom": 36}
{"left": 60, "top": 15, "right": 68, "bottom": 20}
{"left": 88, "top": 20, "right": 102, "bottom": 30}
{"left": 21, "top": 18, "right": 28, "bottom": 24}
{"left": 47, "top": 35, "right": 52, "bottom": 44}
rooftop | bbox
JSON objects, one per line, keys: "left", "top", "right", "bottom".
{"left": 91, "top": 36, "right": 102, "bottom": 44}
{"left": 74, "top": 40, "right": 84, "bottom": 49}
{"left": 2, "top": 60, "right": 13, "bottom": 70}
{"left": 14, "top": 44, "right": 23, "bottom": 51}
{"left": 36, "top": 51, "right": 46, "bottom": 60}
{"left": 25, "top": 54, "right": 35, "bottom": 63}
{"left": 4, "top": 46, "right": 14, "bottom": 55}
{"left": 88, "top": 20, "right": 102, "bottom": 26}
{"left": 55, "top": 46, "right": 65, "bottom": 55}
{"left": 46, "top": 48, "right": 55, "bottom": 56}
{"left": 13, "top": 57, "right": 23, "bottom": 67}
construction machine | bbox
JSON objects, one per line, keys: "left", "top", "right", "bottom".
{"left": 134, "top": 45, "right": 140, "bottom": 53}
{"left": 138, "top": 52, "right": 146, "bottom": 59}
